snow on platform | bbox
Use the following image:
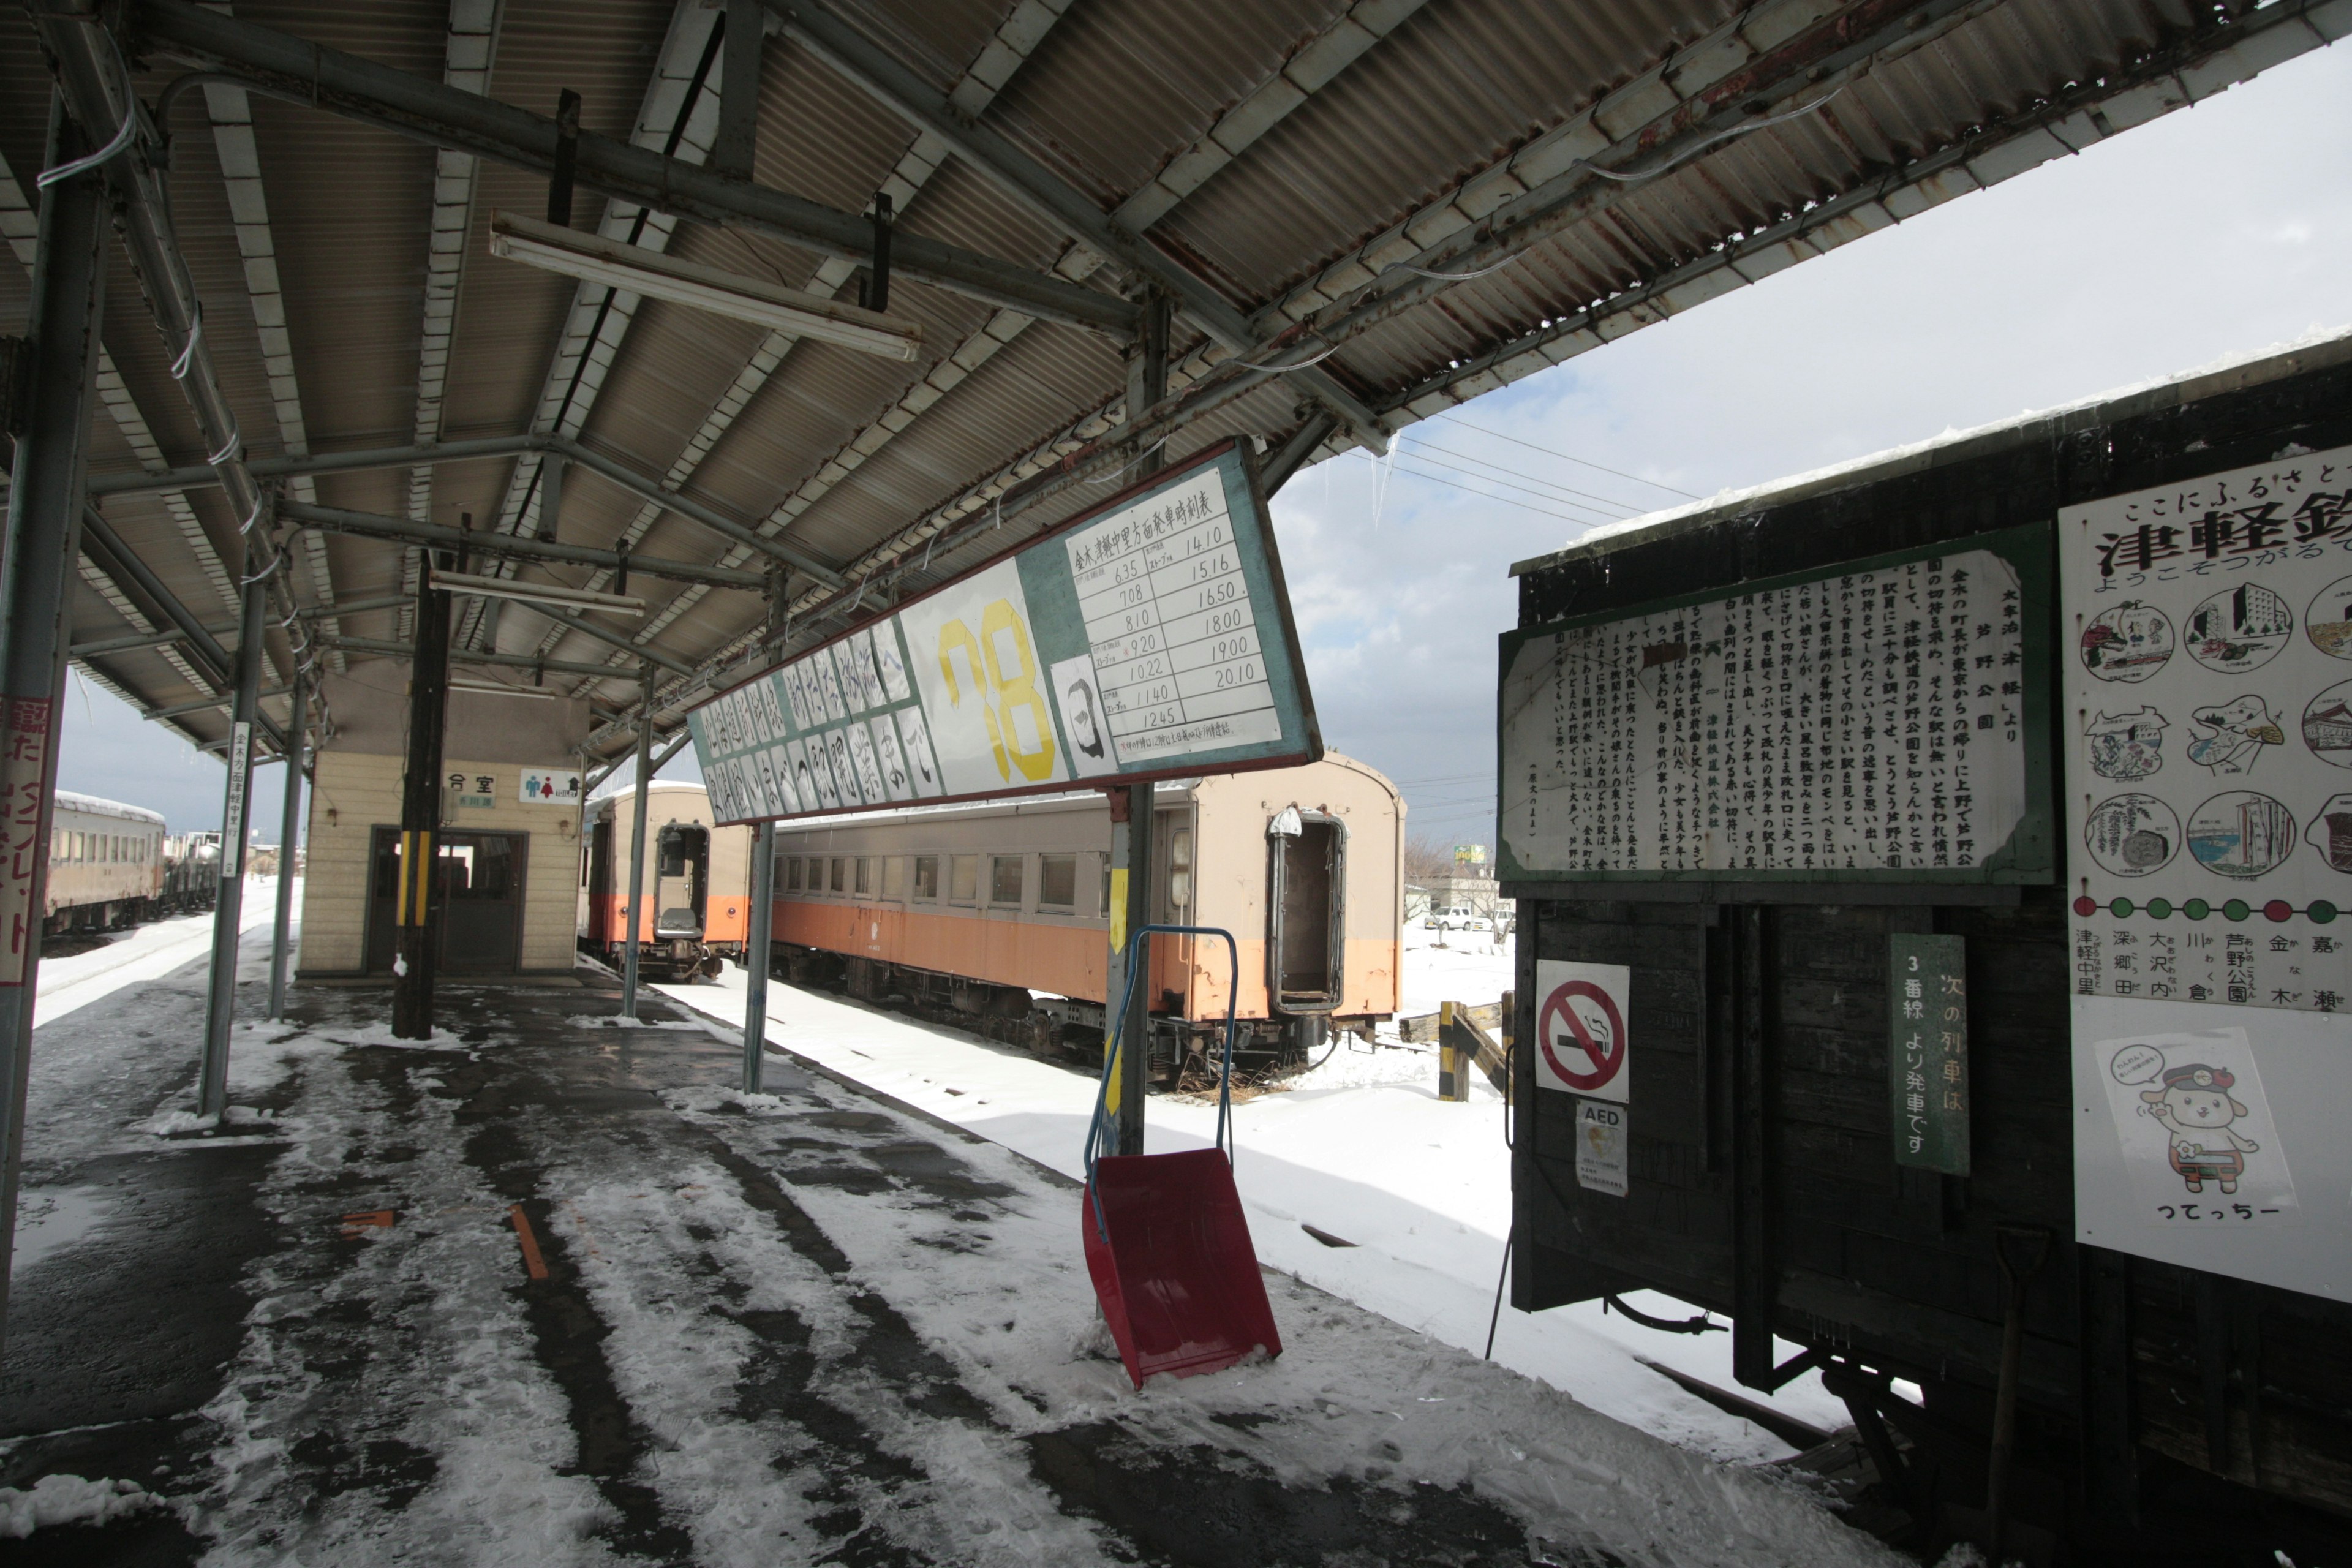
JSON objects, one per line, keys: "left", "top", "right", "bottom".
{"left": 654, "top": 922, "right": 1850, "bottom": 1461}
{"left": 0, "top": 916, "right": 1897, "bottom": 1564}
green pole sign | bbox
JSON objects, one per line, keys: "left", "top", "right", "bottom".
{"left": 1890, "top": 933, "right": 1970, "bottom": 1175}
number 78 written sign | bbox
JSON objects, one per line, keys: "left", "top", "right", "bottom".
{"left": 685, "top": 441, "right": 1321, "bottom": 823}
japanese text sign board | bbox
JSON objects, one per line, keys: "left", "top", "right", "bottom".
{"left": 2062, "top": 440, "right": 2352, "bottom": 1014}
{"left": 2064, "top": 443, "right": 2352, "bottom": 1303}
{"left": 1888, "top": 933, "right": 1969, "bottom": 1175}
{"left": 684, "top": 442, "right": 1319, "bottom": 823}
{"left": 0, "top": 696, "right": 51, "bottom": 985}
{"left": 1498, "top": 527, "right": 2054, "bottom": 885}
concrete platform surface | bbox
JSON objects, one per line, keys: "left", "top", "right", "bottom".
{"left": 0, "top": 944, "right": 1900, "bottom": 1566}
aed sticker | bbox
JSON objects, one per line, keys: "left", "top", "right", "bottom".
{"left": 1574, "top": 1099, "right": 1629, "bottom": 1197}
{"left": 1534, "top": 960, "right": 1630, "bottom": 1104}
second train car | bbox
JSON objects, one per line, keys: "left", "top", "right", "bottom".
{"left": 763, "top": 755, "right": 1403, "bottom": 1074}
{"left": 579, "top": 781, "right": 750, "bottom": 979}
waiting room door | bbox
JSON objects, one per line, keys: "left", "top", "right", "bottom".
{"left": 366, "top": 829, "right": 527, "bottom": 974}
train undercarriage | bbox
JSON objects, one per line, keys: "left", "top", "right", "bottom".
{"left": 764, "top": 944, "right": 1354, "bottom": 1086}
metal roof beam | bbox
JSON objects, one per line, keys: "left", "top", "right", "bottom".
{"left": 319, "top": 636, "right": 652, "bottom": 684}
{"left": 533, "top": 0, "right": 1081, "bottom": 679}
{"left": 128, "top": 0, "right": 1138, "bottom": 339}
{"left": 79, "top": 507, "right": 290, "bottom": 751}
{"left": 80, "top": 431, "right": 845, "bottom": 584}
{"left": 34, "top": 6, "right": 329, "bottom": 739}
{"left": 770, "top": 0, "right": 1387, "bottom": 451}
{"left": 277, "top": 499, "right": 769, "bottom": 592}
{"left": 493, "top": 602, "right": 693, "bottom": 678}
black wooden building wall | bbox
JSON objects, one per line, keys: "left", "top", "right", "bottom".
{"left": 1506, "top": 341, "right": 2352, "bottom": 1550}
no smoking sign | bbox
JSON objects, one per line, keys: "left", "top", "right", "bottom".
{"left": 1533, "top": 960, "right": 1631, "bottom": 1104}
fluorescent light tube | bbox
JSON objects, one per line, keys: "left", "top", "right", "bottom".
{"left": 451, "top": 679, "right": 555, "bottom": 700}
{"left": 429, "top": 567, "right": 647, "bottom": 617}
{"left": 488, "top": 209, "right": 924, "bottom": 362}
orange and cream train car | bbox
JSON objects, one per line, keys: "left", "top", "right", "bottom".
{"left": 764, "top": 754, "right": 1403, "bottom": 1072}
{"left": 580, "top": 780, "right": 752, "bottom": 980}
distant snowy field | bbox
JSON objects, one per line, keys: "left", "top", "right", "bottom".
{"left": 660, "top": 920, "right": 1849, "bottom": 1462}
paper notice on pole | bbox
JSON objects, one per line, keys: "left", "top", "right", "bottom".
{"left": 0, "top": 696, "right": 52, "bottom": 986}
{"left": 221, "top": 721, "right": 252, "bottom": 878}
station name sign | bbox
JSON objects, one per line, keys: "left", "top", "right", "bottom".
{"left": 685, "top": 442, "right": 1321, "bottom": 824}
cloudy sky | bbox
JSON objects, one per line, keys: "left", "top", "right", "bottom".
{"left": 57, "top": 37, "right": 2352, "bottom": 843}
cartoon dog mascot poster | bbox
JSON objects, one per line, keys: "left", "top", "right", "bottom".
{"left": 2095, "top": 1028, "right": 2299, "bottom": 1226}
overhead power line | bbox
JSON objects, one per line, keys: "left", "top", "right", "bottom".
{"left": 1429, "top": 410, "right": 1703, "bottom": 500}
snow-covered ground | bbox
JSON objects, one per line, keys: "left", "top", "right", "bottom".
{"left": 2, "top": 891, "right": 1902, "bottom": 1562}
{"left": 657, "top": 921, "right": 1850, "bottom": 1463}
{"left": 32, "top": 873, "right": 290, "bottom": 1028}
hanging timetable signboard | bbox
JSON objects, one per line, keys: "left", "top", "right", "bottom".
{"left": 684, "top": 441, "right": 1320, "bottom": 823}
{"left": 1496, "top": 526, "right": 2054, "bottom": 884}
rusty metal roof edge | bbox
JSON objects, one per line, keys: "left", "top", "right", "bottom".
{"left": 1508, "top": 322, "right": 2352, "bottom": 579}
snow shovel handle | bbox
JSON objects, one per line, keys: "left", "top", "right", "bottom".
{"left": 1084, "top": 925, "right": 1243, "bottom": 1235}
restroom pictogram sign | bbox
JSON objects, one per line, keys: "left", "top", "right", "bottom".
{"left": 1534, "top": 960, "right": 1630, "bottom": 1104}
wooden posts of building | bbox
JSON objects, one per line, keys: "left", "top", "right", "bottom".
{"left": 198, "top": 575, "right": 267, "bottom": 1114}
{"left": 267, "top": 673, "right": 304, "bottom": 1020}
{"left": 392, "top": 550, "right": 453, "bottom": 1041}
{"left": 619, "top": 662, "right": 654, "bottom": 1020}
{"left": 742, "top": 819, "right": 775, "bottom": 1091}
{"left": 0, "top": 105, "right": 104, "bottom": 1351}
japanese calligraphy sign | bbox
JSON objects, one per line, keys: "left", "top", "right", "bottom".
{"left": 0, "top": 696, "right": 51, "bottom": 986}
{"left": 1499, "top": 527, "right": 2052, "bottom": 884}
{"left": 684, "top": 442, "right": 1319, "bottom": 824}
{"left": 1888, "top": 933, "right": 1969, "bottom": 1174}
{"left": 2062, "top": 442, "right": 2352, "bottom": 1016}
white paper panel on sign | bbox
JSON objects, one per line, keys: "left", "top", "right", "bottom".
{"left": 2073, "top": 994, "right": 2352, "bottom": 1302}
{"left": 897, "top": 557, "right": 1070, "bottom": 796}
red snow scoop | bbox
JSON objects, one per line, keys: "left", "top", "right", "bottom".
{"left": 1083, "top": 925, "right": 1281, "bottom": 1389}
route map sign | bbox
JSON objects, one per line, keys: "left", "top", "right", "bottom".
{"left": 684, "top": 442, "right": 1320, "bottom": 823}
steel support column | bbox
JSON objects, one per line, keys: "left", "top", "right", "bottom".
{"left": 742, "top": 818, "right": 774, "bottom": 1091}
{"left": 0, "top": 104, "right": 106, "bottom": 1352}
{"left": 1110, "top": 298, "right": 1170, "bottom": 1155}
{"left": 267, "top": 673, "right": 304, "bottom": 1019}
{"left": 619, "top": 662, "right": 655, "bottom": 1019}
{"left": 197, "top": 574, "right": 266, "bottom": 1115}
{"left": 1117, "top": 783, "right": 1154, "bottom": 1155}
{"left": 392, "top": 557, "right": 452, "bottom": 1040}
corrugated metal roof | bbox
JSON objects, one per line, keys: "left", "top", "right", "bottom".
{"left": 0, "top": 0, "right": 2336, "bottom": 761}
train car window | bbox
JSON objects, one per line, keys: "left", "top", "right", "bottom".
{"left": 914, "top": 856, "right": 940, "bottom": 900}
{"left": 990, "top": 855, "right": 1025, "bottom": 907}
{"left": 949, "top": 854, "right": 978, "bottom": 903}
{"left": 830, "top": 856, "right": 849, "bottom": 894}
{"left": 785, "top": 856, "right": 803, "bottom": 892}
{"left": 855, "top": 857, "right": 875, "bottom": 897}
{"left": 1038, "top": 853, "right": 1076, "bottom": 908}
{"left": 658, "top": 834, "right": 688, "bottom": 877}
{"left": 883, "top": 856, "right": 905, "bottom": 899}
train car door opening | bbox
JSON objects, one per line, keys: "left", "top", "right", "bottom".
{"left": 655, "top": 824, "right": 709, "bottom": 939}
{"left": 1269, "top": 810, "right": 1346, "bottom": 1012}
